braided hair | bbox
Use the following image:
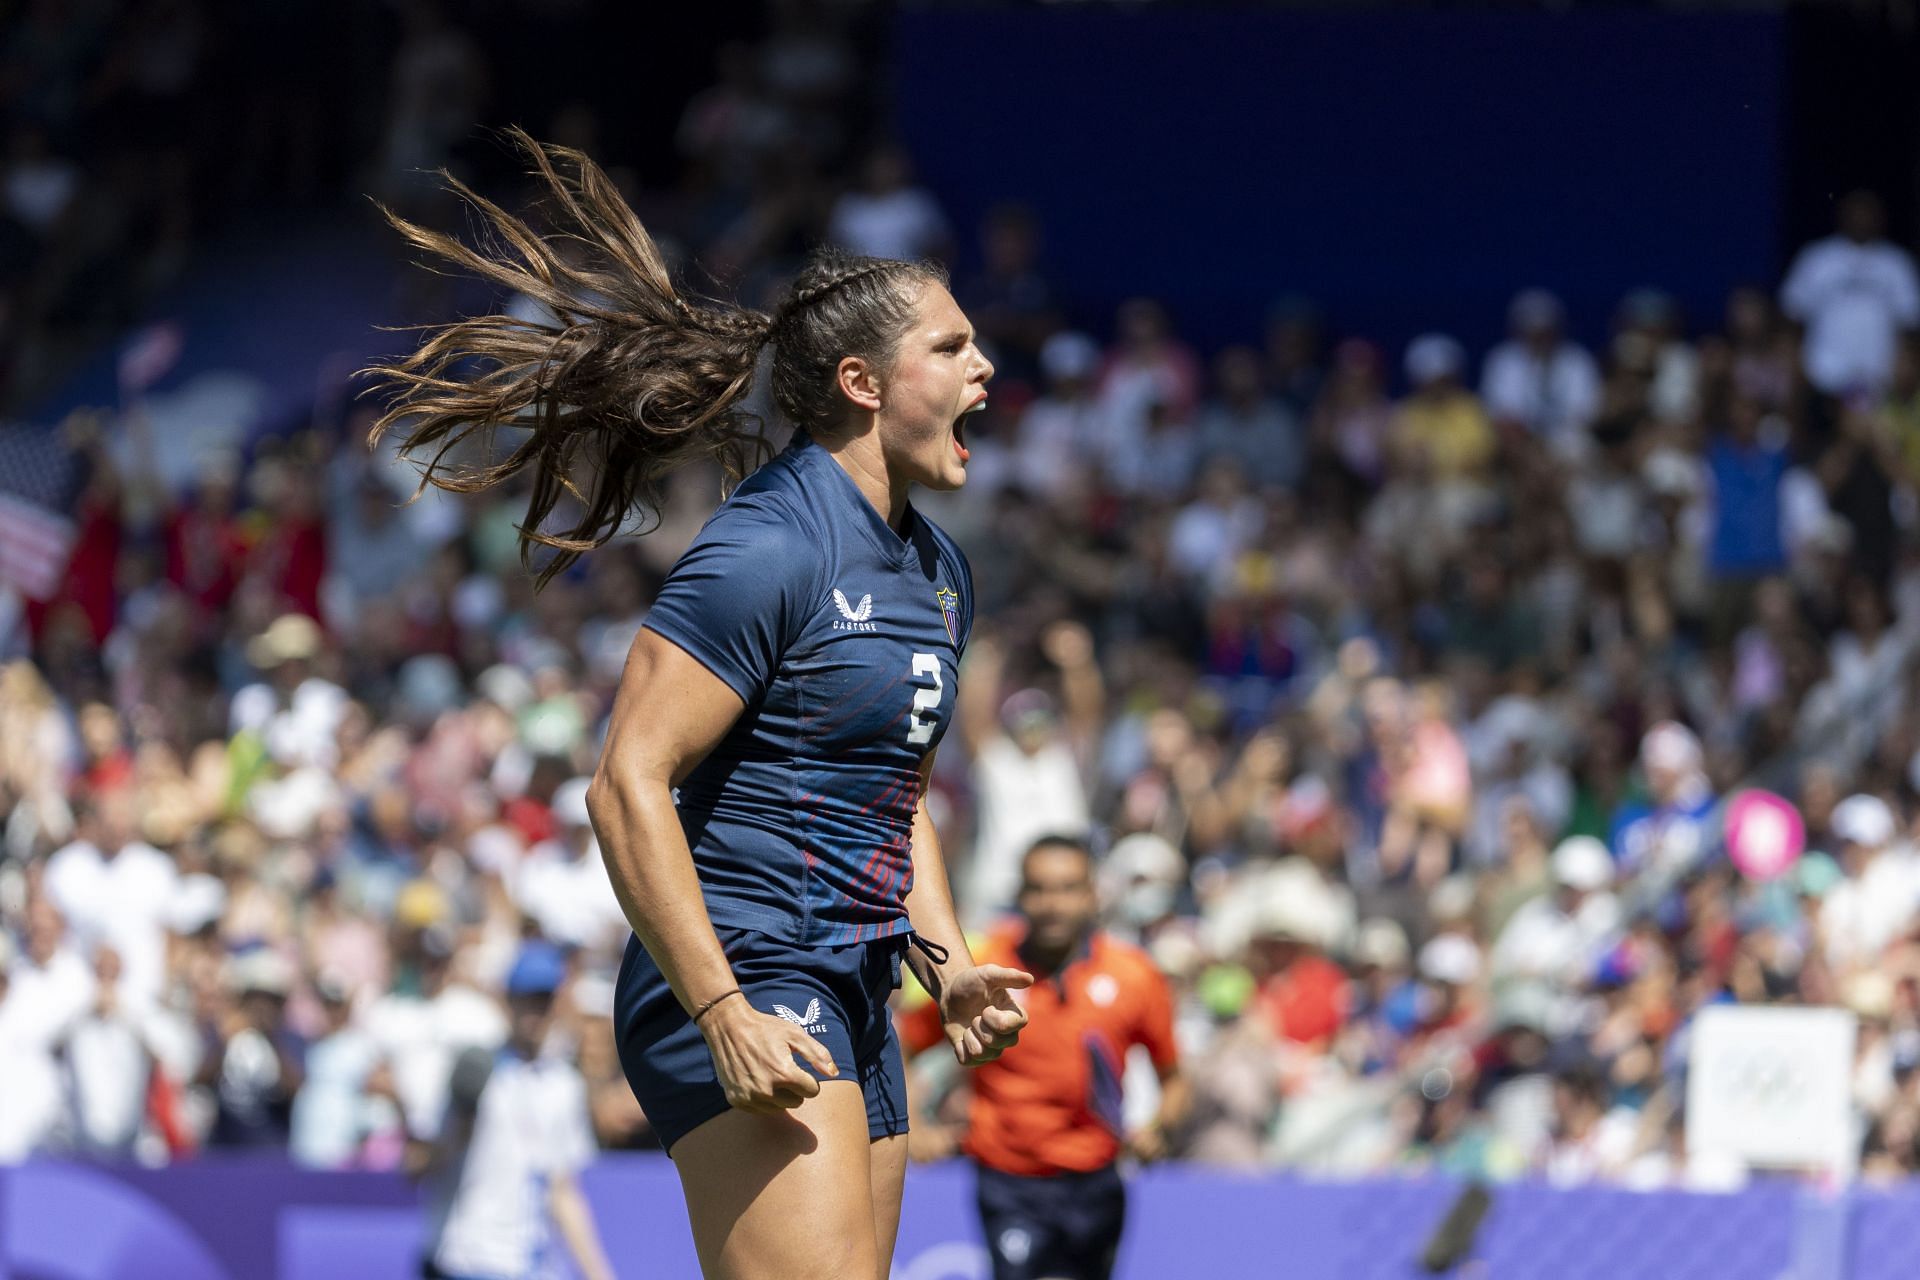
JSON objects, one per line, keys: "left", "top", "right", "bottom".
{"left": 363, "top": 129, "right": 946, "bottom": 586}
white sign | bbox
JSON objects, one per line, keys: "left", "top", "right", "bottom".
{"left": 1686, "top": 1005, "right": 1857, "bottom": 1177}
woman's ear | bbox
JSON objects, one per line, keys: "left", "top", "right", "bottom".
{"left": 835, "top": 355, "right": 883, "bottom": 413}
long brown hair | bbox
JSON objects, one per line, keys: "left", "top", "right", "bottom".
{"left": 364, "top": 128, "right": 946, "bottom": 585}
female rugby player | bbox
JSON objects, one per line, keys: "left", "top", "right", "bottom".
{"left": 368, "top": 131, "right": 1030, "bottom": 1280}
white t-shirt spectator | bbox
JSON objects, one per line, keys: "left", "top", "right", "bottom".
{"left": 0, "top": 1039, "right": 63, "bottom": 1163}
{"left": 44, "top": 839, "right": 176, "bottom": 1011}
{"left": 65, "top": 1013, "right": 151, "bottom": 1157}
{"left": 965, "top": 735, "right": 1089, "bottom": 923}
{"left": 1167, "top": 495, "right": 1262, "bottom": 586}
{"left": 1780, "top": 235, "right": 1920, "bottom": 396}
{"left": 292, "top": 1023, "right": 387, "bottom": 1168}
{"left": 1821, "top": 843, "right": 1920, "bottom": 969}
{"left": 827, "top": 188, "right": 949, "bottom": 262}
{"left": 513, "top": 839, "right": 629, "bottom": 956}
{"left": 366, "top": 984, "right": 508, "bottom": 1137}
{"left": 0, "top": 944, "right": 93, "bottom": 1052}
{"left": 426, "top": 1053, "right": 596, "bottom": 1280}
{"left": 1480, "top": 341, "right": 1601, "bottom": 454}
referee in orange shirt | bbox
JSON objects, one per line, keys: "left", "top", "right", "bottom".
{"left": 901, "top": 836, "right": 1190, "bottom": 1280}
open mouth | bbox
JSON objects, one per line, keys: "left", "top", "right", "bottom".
{"left": 954, "top": 395, "right": 987, "bottom": 461}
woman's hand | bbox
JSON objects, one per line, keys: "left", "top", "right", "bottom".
{"left": 938, "top": 964, "right": 1033, "bottom": 1066}
{"left": 698, "top": 997, "right": 840, "bottom": 1113}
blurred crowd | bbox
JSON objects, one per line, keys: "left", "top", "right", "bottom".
{"left": 7, "top": 0, "right": 1920, "bottom": 1197}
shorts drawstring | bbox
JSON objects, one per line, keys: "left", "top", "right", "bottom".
{"left": 908, "top": 933, "right": 950, "bottom": 967}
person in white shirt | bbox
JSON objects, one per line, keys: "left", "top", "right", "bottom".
{"left": 366, "top": 928, "right": 509, "bottom": 1140}
{"left": 1015, "top": 332, "right": 1109, "bottom": 502}
{"left": 1780, "top": 191, "right": 1920, "bottom": 400}
{"left": 0, "top": 895, "right": 96, "bottom": 1055}
{"left": 956, "top": 625, "right": 1101, "bottom": 925}
{"left": 292, "top": 973, "right": 396, "bottom": 1169}
{"left": 1820, "top": 794, "right": 1920, "bottom": 970}
{"left": 1479, "top": 288, "right": 1601, "bottom": 459}
{"left": 1491, "top": 837, "right": 1621, "bottom": 1035}
{"left": 825, "top": 146, "right": 951, "bottom": 264}
{"left": 0, "top": 909, "right": 85, "bottom": 1163}
{"left": 0, "top": 953, "right": 57, "bottom": 1161}
{"left": 43, "top": 789, "right": 177, "bottom": 1011}
{"left": 61, "top": 945, "right": 175, "bottom": 1160}
{"left": 418, "top": 943, "right": 615, "bottom": 1280}
{"left": 512, "top": 779, "right": 628, "bottom": 959}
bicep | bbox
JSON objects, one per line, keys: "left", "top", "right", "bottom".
{"left": 596, "top": 629, "right": 748, "bottom": 789}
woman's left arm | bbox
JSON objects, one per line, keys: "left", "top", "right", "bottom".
{"left": 902, "top": 751, "right": 1031, "bottom": 1065}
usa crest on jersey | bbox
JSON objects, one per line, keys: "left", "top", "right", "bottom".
{"left": 936, "top": 587, "right": 960, "bottom": 646}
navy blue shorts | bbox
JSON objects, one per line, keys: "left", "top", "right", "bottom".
{"left": 976, "top": 1162, "right": 1126, "bottom": 1280}
{"left": 613, "top": 926, "right": 912, "bottom": 1154}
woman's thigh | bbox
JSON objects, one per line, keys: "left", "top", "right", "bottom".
{"left": 670, "top": 1079, "right": 882, "bottom": 1280}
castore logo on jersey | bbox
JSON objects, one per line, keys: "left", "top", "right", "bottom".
{"left": 832, "top": 589, "right": 878, "bottom": 632}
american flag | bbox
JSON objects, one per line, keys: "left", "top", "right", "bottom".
{"left": 0, "top": 424, "right": 81, "bottom": 601}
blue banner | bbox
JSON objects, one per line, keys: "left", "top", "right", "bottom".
{"left": 894, "top": 9, "right": 1784, "bottom": 359}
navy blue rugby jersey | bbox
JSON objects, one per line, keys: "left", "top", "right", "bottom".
{"left": 640, "top": 433, "right": 973, "bottom": 946}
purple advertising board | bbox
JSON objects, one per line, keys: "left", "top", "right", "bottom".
{"left": 5, "top": 1156, "right": 1920, "bottom": 1279}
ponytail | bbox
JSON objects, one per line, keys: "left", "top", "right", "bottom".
{"left": 363, "top": 128, "right": 773, "bottom": 586}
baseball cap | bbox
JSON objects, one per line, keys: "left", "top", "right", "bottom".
{"left": 1832, "top": 794, "right": 1895, "bottom": 848}
{"left": 505, "top": 942, "right": 568, "bottom": 998}
{"left": 1552, "top": 836, "right": 1614, "bottom": 892}
{"left": 1418, "top": 934, "right": 1482, "bottom": 987}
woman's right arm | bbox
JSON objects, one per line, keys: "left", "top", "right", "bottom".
{"left": 586, "top": 629, "right": 837, "bottom": 1113}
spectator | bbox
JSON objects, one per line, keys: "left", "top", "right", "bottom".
{"left": 1490, "top": 837, "right": 1619, "bottom": 1029}
{"left": 1394, "top": 334, "right": 1496, "bottom": 482}
{"left": 1095, "top": 298, "right": 1202, "bottom": 467}
{"left": 61, "top": 945, "right": 177, "bottom": 1160}
{"left": 825, "top": 144, "right": 951, "bottom": 263}
{"left": 203, "top": 949, "right": 304, "bottom": 1148}
{"left": 1704, "top": 393, "right": 1790, "bottom": 630}
{"left": 290, "top": 972, "right": 396, "bottom": 1169}
{"left": 1613, "top": 289, "right": 1699, "bottom": 426}
{"left": 512, "top": 777, "right": 626, "bottom": 955}
{"left": 1010, "top": 331, "right": 1107, "bottom": 504}
{"left": 957, "top": 625, "right": 1100, "bottom": 925}
{"left": 0, "top": 932, "right": 66, "bottom": 1161}
{"left": 1780, "top": 190, "right": 1920, "bottom": 403}
{"left": 416, "top": 942, "right": 616, "bottom": 1280}
{"left": 365, "top": 923, "right": 508, "bottom": 1140}
{"left": 1199, "top": 345, "right": 1305, "bottom": 493}
{"left": 1310, "top": 339, "right": 1394, "bottom": 497}
{"left": 1480, "top": 289, "right": 1602, "bottom": 458}
{"left": 1819, "top": 794, "right": 1920, "bottom": 970}
{"left": 44, "top": 788, "right": 176, "bottom": 1010}
{"left": 1610, "top": 722, "right": 1716, "bottom": 879}
{"left": 959, "top": 204, "right": 1061, "bottom": 393}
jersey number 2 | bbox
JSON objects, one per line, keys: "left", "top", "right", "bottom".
{"left": 907, "top": 652, "right": 943, "bottom": 745}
